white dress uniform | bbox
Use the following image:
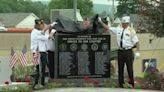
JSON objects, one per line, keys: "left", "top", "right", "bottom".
{"left": 31, "top": 28, "right": 50, "bottom": 86}
{"left": 30, "top": 19, "right": 57, "bottom": 88}
{"left": 108, "top": 16, "right": 139, "bottom": 88}
{"left": 109, "top": 26, "right": 139, "bottom": 49}
{"left": 45, "top": 29, "right": 56, "bottom": 79}
{"left": 31, "top": 28, "right": 49, "bottom": 53}
{"left": 45, "top": 30, "right": 55, "bottom": 52}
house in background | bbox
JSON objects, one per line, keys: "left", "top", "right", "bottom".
{"left": 50, "top": 9, "right": 83, "bottom": 22}
{"left": 112, "top": 17, "right": 122, "bottom": 27}
{"left": 0, "top": 13, "right": 39, "bottom": 28}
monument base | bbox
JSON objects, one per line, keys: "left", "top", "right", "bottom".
{"left": 0, "top": 82, "right": 29, "bottom": 91}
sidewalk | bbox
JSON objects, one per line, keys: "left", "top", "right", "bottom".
{"left": 32, "top": 88, "right": 164, "bottom": 92}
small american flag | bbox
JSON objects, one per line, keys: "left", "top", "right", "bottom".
{"left": 19, "top": 45, "right": 28, "bottom": 67}
{"left": 33, "top": 51, "right": 40, "bottom": 66}
{"left": 9, "top": 47, "right": 18, "bottom": 69}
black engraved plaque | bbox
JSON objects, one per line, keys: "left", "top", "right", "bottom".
{"left": 55, "top": 34, "right": 110, "bottom": 79}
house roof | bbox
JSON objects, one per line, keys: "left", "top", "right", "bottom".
{"left": 0, "top": 13, "right": 32, "bottom": 28}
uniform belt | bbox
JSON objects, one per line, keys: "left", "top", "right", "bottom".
{"left": 119, "top": 47, "right": 132, "bottom": 50}
{"left": 40, "top": 51, "right": 48, "bottom": 54}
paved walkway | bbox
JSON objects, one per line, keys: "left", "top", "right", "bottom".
{"left": 32, "top": 88, "right": 164, "bottom": 92}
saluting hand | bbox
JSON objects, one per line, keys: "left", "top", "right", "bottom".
{"left": 135, "top": 51, "right": 140, "bottom": 59}
{"left": 106, "top": 17, "right": 110, "bottom": 22}
{"left": 98, "top": 17, "right": 101, "bottom": 22}
{"left": 51, "top": 22, "right": 58, "bottom": 27}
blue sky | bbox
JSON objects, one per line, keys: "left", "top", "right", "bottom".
{"left": 31, "top": 0, "right": 119, "bottom": 5}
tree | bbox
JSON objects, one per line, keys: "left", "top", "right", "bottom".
{"left": 0, "top": 0, "right": 50, "bottom": 23}
{"left": 115, "top": 0, "right": 139, "bottom": 17}
{"left": 136, "top": 0, "right": 164, "bottom": 37}
{"left": 100, "top": 11, "right": 112, "bottom": 21}
{"left": 101, "top": 11, "right": 107, "bottom": 15}
{"left": 48, "top": 0, "right": 94, "bottom": 15}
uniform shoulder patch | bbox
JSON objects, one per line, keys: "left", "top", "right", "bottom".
{"left": 41, "top": 32, "right": 45, "bottom": 35}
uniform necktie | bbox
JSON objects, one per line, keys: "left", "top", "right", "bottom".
{"left": 120, "top": 29, "right": 125, "bottom": 48}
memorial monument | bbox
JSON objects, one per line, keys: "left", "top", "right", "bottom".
{"left": 55, "top": 34, "right": 110, "bottom": 79}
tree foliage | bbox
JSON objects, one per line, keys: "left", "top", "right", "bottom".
{"left": 100, "top": 11, "right": 112, "bottom": 21}
{"left": 115, "top": 0, "right": 139, "bottom": 17}
{"left": 48, "top": 0, "right": 95, "bottom": 15}
{"left": 0, "top": 0, "right": 49, "bottom": 23}
{"left": 136, "top": 0, "right": 164, "bottom": 37}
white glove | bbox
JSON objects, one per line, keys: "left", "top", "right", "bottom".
{"left": 98, "top": 17, "right": 101, "bottom": 22}
{"left": 106, "top": 17, "right": 110, "bottom": 21}
{"left": 135, "top": 51, "right": 140, "bottom": 59}
{"left": 50, "top": 22, "right": 58, "bottom": 27}
{"left": 51, "top": 29, "right": 56, "bottom": 33}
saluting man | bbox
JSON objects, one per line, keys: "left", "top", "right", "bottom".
{"left": 99, "top": 16, "right": 140, "bottom": 88}
{"left": 30, "top": 19, "right": 57, "bottom": 88}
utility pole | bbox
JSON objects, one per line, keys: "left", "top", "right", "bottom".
{"left": 112, "top": 0, "right": 114, "bottom": 24}
{"left": 74, "top": 0, "right": 77, "bottom": 22}
{"left": 108, "top": 0, "right": 115, "bottom": 24}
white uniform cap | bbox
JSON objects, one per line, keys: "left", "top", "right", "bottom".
{"left": 122, "top": 16, "right": 130, "bottom": 23}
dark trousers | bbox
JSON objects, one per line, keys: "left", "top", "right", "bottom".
{"left": 117, "top": 49, "right": 134, "bottom": 87}
{"left": 33, "top": 52, "right": 47, "bottom": 86}
{"left": 48, "top": 51, "right": 55, "bottom": 79}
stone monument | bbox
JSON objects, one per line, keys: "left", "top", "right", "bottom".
{"left": 55, "top": 34, "right": 111, "bottom": 79}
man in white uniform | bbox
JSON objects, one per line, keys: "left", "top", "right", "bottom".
{"left": 99, "top": 16, "right": 140, "bottom": 88}
{"left": 45, "top": 28, "right": 56, "bottom": 79}
{"left": 31, "top": 19, "right": 57, "bottom": 88}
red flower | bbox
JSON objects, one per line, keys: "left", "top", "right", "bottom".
{"left": 151, "top": 69, "right": 158, "bottom": 72}
{"left": 25, "top": 79, "right": 30, "bottom": 83}
{"left": 106, "top": 80, "right": 110, "bottom": 83}
{"left": 88, "top": 80, "right": 92, "bottom": 83}
{"left": 94, "top": 81, "right": 99, "bottom": 85}
{"left": 127, "top": 78, "right": 131, "bottom": 82}
{"left": 84, "top": 77, "right": 88, "bottom": 81}
{"left": 55, "top": 79, "right": 60, "bottom": 82}
{"left": 145, "top": 82, "right": 150, "bottom": 87}
{"left": 158, "top": 82, "right": 163, "bottom": 86}
{"left": 49, "top": 78, "right": 53, "bottom": 80}
{"left": 159, "top": 78, "right": 162, "bottom": 81}
{"left": 16, "top": 79, "right": 20, "bottom": 82}
{"left": 148, "top": 66, "right": 152, "bottom": 69}
{"left": 116, "top": 83, "right": 120, "bottom": 86}
{"left": 5, "top": 81, "right": 9, "bottom": 85}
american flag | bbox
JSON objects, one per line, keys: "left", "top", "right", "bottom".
{"left": 9, "top": 47, "right": 18, "bottom": 69}
{"left": 33, "top": 51, "right": 40, "bottom": 66}
{"left": 19, "top": 45, "right": 28, "bottom": 67}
